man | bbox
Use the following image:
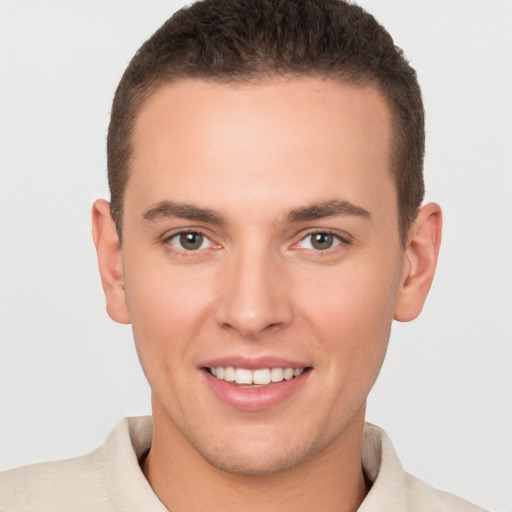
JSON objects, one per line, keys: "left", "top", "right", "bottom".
{"left": 0, "top": 1, "right": 490, "bottom": 510}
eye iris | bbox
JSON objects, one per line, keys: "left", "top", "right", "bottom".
{"left": 311, "top": 233, "right": 333, "bottom": 250}
{"left": 180, "top": 232, "right": 203, "bottom": 250}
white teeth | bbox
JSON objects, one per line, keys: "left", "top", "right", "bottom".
{"left": 224, "top": 366, "right": 235, "bottom": 382}
{"left": 270, "top": 367, "right": 284, "bottom": 382}
{"left": 211, "top": 366, "right": 304, "bottom": 385}
{"left": 235, "top": 368, "right": 252, "bottom": 384}
{"left": 283, "top": 368, "right": 294, "bottom": 380}
{"left": 253, "top": 368, "right": 271, "bottom": 385}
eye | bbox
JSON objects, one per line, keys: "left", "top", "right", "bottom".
{"left": 168, "top": 231, "right": 213, "bottom": 251}
{"left": 297, "top": 232, "right": 343, "bottom": 251}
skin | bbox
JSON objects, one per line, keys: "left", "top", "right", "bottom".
{"left": 93, "top": 77, "right": 441, "bottom": 512}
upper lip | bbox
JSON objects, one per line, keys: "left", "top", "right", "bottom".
{"left": 200, "top": 356, "right": 309, "bottom": 370}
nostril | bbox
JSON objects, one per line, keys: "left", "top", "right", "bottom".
{"left": 213, "top": 269, "right": 294, "bottom": 338}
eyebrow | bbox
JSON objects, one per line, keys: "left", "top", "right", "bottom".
{"left": 287, "top": 199, "right": 371, "bottom": 223}
{"left": 142, "top": 201, "right": 226, "bottom": 225}
{"left": 142, "top": 198, "right": 370, "bottom": 226}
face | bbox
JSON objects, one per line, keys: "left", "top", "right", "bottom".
{"left": 111, "top": 78, "right": 409, "bottom": 474}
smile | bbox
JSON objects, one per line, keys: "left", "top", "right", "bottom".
{"left": 208, "top": 367, "right": 305, "bottom": 386}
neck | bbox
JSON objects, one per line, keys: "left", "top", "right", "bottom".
{"left": 143, "top": 404, "right": 369, "bottom": 512}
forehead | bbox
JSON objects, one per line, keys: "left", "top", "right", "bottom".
{"left": 126, "top": 77, "right": 395, "bottom": 225}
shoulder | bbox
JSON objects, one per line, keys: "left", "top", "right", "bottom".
{"left": 404, "top": 473, "right": 489, "bottom": 512}
{"left": 361, "top": 423, "right": 489, "bottom": 512}
{"left": 0, "top": 416, "right": 155, "bottom": 512}
{"left": 0, "top": 446, "right": 111, "bottom": 512}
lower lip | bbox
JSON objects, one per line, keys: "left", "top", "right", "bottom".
{"left": 203, "top": 370, "right": 310, "bottom": 412}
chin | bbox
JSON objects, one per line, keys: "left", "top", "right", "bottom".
{"left": 186, "top": 423, "right": 338, "bottom": 477}
{"left": 197, "top": 443, "right": 309, "bottom": 476}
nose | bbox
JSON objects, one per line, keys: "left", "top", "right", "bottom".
{"left": 214, "top": 245, "right": 294, "bottom": 339}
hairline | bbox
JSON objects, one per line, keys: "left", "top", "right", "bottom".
{"left": 112, "top": 71, "right": 408, "bottom": 246}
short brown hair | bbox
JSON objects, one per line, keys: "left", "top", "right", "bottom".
{"left": 107, "top": 0, "right": 425, "bottom": 244}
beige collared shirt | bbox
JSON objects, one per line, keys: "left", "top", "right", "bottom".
{"left": 0, "top": 416, "right": 488, "bottom": 511}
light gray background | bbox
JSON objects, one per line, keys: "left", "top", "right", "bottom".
{"left": 0, "top": 2, "right": 510, "bottom": 511}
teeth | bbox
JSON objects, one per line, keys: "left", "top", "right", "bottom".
{"left": 235, "top": 368, "right": 252, "bottom": 384}
{"left": 270, "top": 368, "right": 283, "bottom": 382}
{"left": 253, "top": 369, "right": 271, "bottom": 385}
{"left": 283, "top": 368, "right": 294, "bottom": 380}
{"left": 211, "top": 366, "right": 304, "bottom": 385}
{"left": 224, "top": 366, "right": 235, "bottom": 382}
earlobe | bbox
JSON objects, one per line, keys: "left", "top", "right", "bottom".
{"left": 91, "top": 199, "right": 131, "bottom": 325}
{"left": 394, "top": 203, "right": 442, "bottom": 322}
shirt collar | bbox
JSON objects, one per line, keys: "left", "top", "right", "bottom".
{"left": 103, "top": 417, "right": 408, "bottom": 512}
{"left": 359, "top": 422, "right": 408, "bottom": 511}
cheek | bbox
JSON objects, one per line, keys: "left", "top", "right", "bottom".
{"left": 296, "top": 254, "right": 402, "bottom": 369}
{"left": 123, "top": 257, "right": 214, "bottom": 367}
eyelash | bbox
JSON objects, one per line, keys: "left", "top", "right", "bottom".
{"left": 292, "top": 230, "right": 351, "bottom": 252}
{"left": 164, "top": 229, "right": 219, "bottom": 255}
{"left": 163, "top": 229, "right": 351, "bottom": 256}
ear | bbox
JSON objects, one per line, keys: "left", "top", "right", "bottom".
{"left": 394, "top": 203, "right": 442, "bottom": 322}
{"left": 91, "top": 199, "right": 131, "bottom": 324}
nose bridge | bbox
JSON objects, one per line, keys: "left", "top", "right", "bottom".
{"left": 215, "top": 237, "right": 293, "bottom": 338}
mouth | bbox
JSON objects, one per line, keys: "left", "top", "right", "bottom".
{"left": 200, "top": 358, "right": 312, "bottom": 411}
{"left": 204, "top": 366, "right": 309, "bottom": 387}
